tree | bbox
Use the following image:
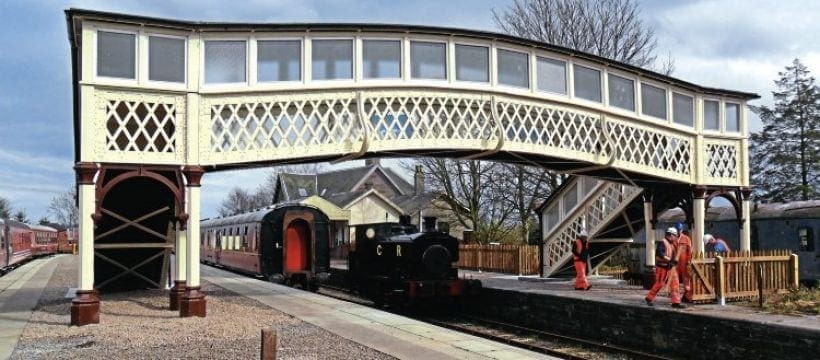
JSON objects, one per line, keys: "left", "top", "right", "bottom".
{"left": 13, "top": 209, "right": 28, "bottom": 223}
{"left": 48, "top": 187, "right": 79, "bottom": 227}
{"left": 493, "top": 0, "right": 673, "bottom": 74}
{"left": 0, "top": 196, "right": 10, "bottom": 219}
{"left": 218, "top": 187, "right": 268, "bottom": 217}
{"left": 217, "top": 163, "right": 329, "bottom": 217}
{"left": 750, "top": 59, "right": 820, "bottom": 201}
{"left": 38, "top": 217, "right": 50, "bottom": 225}
{"left": 498, "top": 163, "right": 565, "bottom": 244}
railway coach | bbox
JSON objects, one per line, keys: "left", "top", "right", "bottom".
{"left": 200, "top": 202, "right": 332, "bottom": 290}
{"left": 1, "top": 219, "right": 34, "bottom": 273}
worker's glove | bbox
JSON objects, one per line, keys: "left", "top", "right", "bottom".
{"left": 670, "top": 260, "right": 678, "bottom": 267}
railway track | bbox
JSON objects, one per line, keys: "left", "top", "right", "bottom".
{"left": 318, "top": 285, "right": 668, "bottom": 360}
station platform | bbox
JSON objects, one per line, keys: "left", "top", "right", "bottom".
{"left": 202, "top": 265, "right": 554, "bottom": 360}
{"left": 459, "top": 269, "right": 820, "bottom": 332}
{"left": 5, "top": 255, "right": 553, "bottom": 359}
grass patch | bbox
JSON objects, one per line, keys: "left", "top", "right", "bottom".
{"left": 754, "top": 287, "right": 820, "bottom": 315}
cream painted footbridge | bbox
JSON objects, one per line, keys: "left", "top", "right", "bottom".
{"left": 65, "top": 9, "right": 757, "bottom": 325}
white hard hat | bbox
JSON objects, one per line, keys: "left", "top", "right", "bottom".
{"left": 579, "top": 229, "right": 589, "bottom": 238}
{"left": 704, "top": 234, "right": 715, "bottom": 243}
{"left": 665, "top": 227, "right": 678, "bottom": 235}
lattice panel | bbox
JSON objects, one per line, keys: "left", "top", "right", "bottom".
{"left": 543, "top": 180, "right": 642, "bottom": 275}
{"left": 607, "top": 119, "right": 692, "bottom": 177}
{"left": 706, "top": 142, "right": 739, "bottom": 180}
{"left": 364, "top": 96, "right": 496, "bottom": 142}
{"left": 208, "top": 97, "right": 359, "bottom": 153}
{"left": 105, "top": 100, "right": 176, "bottom": 152}
{"left": 497, "top": 100, "right": 608, "bottom": 156}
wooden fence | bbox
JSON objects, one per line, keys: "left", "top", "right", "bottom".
{"left": 457, "top": 244, "right": 540, "bottom": 275}
{"left": 690, "top": 250, "right": 799, "bottom": 304}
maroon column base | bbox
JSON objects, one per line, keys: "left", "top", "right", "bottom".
{"left": 169, "top": 280, "right": 187, "bottom": 311}
{"left": 179, "top": 286, "right": 206, "bottom": 317}
{"left": 71, "top": 290, "right": 100, "bottom": 326}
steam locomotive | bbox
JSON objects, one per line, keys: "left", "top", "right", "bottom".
{"left": 347, "top": 216, "right": 481, "bottom": 306}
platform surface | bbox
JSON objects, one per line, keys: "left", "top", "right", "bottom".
{"left": 0, "top": 256, "right": 59, "bottom": 359}
{"left": 202, "top": 265, "right": 555, "bottom": 360}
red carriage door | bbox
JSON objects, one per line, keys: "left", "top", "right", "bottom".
{"left": 285, "top": 220, "right": 310, "bottom": 272}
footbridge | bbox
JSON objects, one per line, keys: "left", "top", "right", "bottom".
{"left": 64, "top": 9, "right": 758, "bottom": 325}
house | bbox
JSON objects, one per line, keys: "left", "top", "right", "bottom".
{"left": 273, "top": 159, "right": 465, "bottom": 254}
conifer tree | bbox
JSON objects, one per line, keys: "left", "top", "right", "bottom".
{"left": 750, "top": 59, "right": 820, "bottom": 201}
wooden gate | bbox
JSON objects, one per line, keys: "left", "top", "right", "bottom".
{"left": 690, "top": 250, "right": 799, "bottom": 304}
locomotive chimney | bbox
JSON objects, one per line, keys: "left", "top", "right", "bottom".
{"left": 414, "top": 165, "right": 424, "bottom": 195}
{"left": 423, "top": 216, "right": 437, "bottom": 232}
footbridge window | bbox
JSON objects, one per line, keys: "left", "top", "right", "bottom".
{"left": 673, "top": 93, "right": 694, "bottom": 127}
{"left": 97, "top": 31, "right": 136, "bottom": 79}
{"left": 455, "top": 44, "right": 489, "bottom": 82}
{"left": 704, "top": 100, "right": 720, "bottom": 131}
{"left": 536, "top": 57, "right": 567, "bottom": 95}
{"left": 608, "top": 73, "right": 635, "bottom": 111}
{"left": 204, "top": 40, "right": 247, "bottom": 84}
{"left": 725, "top": 103, "right": 740, "bottom": 132}
{"left": 363, "top": 40, "right": 401, "bottom": 79}
{"left": 312, "top": 39, "right": 353, "bottom": 80}
{"left": 148, "top": 35, "right": 186, "bottom": 83}
{"left": 410, "top": 41, "right": 447, "bottom": 80}
{"left": 257, "top": 40, "right": 301, "bottom": 82}
{"left": 641, "top": 82, "right": 667, "bottom": 119}
{"left": 497, "top": 49, "right": 529, "bottom": 88}
{"left": 573, "top": 65, "right": 602, "bottom": 103}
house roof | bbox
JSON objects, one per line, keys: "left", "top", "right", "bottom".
{"left": 278, "top": 173, "right": 318, "bottom": 200}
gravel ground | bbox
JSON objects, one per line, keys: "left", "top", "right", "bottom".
{"left": 12, "top": 255, "right": 395, "bottom": 359}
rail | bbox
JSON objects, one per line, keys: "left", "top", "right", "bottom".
{"left": 690, "top": 250, "right": 798, "bottom": 304}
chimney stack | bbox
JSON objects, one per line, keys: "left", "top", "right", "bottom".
{"left": 414, "top": 165, "right": 424, "bottom": 195}
{"left": 365, "top": 158, "right": 381, "bottom": 167}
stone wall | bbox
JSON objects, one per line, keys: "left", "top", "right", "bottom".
{"left": 465, "top": 288, "right": 819, "bottom": 360}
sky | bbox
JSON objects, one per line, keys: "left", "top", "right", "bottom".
{"left": 0, "top": 0, "right": 818, "bottom": 222}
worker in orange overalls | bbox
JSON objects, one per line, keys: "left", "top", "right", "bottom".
{"left": 675, "top": 224, "right": 693, "bottom": 303}
{"left": 645, "top": 227, "right": 684, "bottom": 308}
{"left": 572, "top": 229, "right": 591, "bottom": 290}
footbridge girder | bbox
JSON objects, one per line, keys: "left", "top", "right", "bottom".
{"left": 64, "top": 9, "right": 759, "bottom": 324}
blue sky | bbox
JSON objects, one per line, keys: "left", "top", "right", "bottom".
{"left": 1, "top": 0, "right": 819, "bottom": 221}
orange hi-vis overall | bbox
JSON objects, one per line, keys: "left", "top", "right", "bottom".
{"left": 646, "top": 237, "right": 681, "bottom": 304}
{"left": 572, "top": 237, "right": 590, "bottom": 290}
{"left": 676, "top": 233, "right": 693, "bottom": 302}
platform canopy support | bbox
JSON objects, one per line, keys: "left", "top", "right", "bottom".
{"left": 71, "top": 163, "right": 100, "bottom": 326}
{"left": 170, "top": 205, "right": 188, "bottom": 310}
{"left": 180, "top": 166, "right": 206, "bottom": 318}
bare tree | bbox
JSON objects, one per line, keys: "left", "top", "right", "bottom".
{"left": 217, "top": 162, "right": 329, "bottom": 217}
{"left": 48, "top": 187, "right": 79, "bottom": 227}
{"left": 498, "top": 163, "right": 565, "bottom": 244}
{"left": 0, "top": 196, "right": 10, "bottom": 219}
{"left": 493, "top": 0, "right": 673, "bottom": 74}
{"left": 218, "top": 187, "right": 266, "bottom": 216}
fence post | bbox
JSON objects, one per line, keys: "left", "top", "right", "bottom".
{"left": 261, "top": 329, "right": 276, "bottom": 360}
{"left": 757, "top": 263, "right": 764, "bottom": 308}
{"left": 789, "top": 254, "right": 799, "bottom": 289}
{"left": 715, "top": 256, "right": 726, "bottom": 306}
{"left": 477, "top": 246, "right": 482, "bottom": 273}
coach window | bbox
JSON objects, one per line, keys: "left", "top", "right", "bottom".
{"left": 536, "top": 57, "right": 566, "bottom": 95}
{"left": 608, "top": 74, "right": 635, "bottom": 111}
{"left": 312, "top": 39, "right": 353, "bottom": 80}
{"left": 97, "top": 31, "right": 136, "bottom": 79}
{"left": 204, "top": 40, "right": 247, "bottom": 84}
{"left": 704, "top": 100, "right": 720, "bottom": 131}
{"left": 573, "top": 65, "right": 601, "bottom": 103}
{"left": 455, "top": 44, "right": 489, "bottom": 82}
{"left": 257, "top": 40, "right": 301, "bottom": 82}
{"left": 363, "top": 40, "right": 401, "bottom": 79}
{"left": 725, "top": 102, "right": 740, "bottom": 132}
{"left": 673, "top": 93, "right": 694, "bottom": 127}
{"left": 148, "top": 35, "right": 185, "bottom": 83}
{"left": 641, "top": 83, "right": 667, "bottom": 119}
{"left": 497, "top": 49, "right": 529, "bottom": 88}
{"left": 410, "top": 41, "right": 446, "bottom": 80}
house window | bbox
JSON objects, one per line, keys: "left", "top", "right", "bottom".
{"left": 97, "top": 31, "right": 135, "bottom": 79}
{"left": 257, "top": 40, "right": 301, "bottom": 82}
{"left": 455, "top": 44, "right": 489, "bottom": 82}
{"left": 641, "top": 83, "right": 667, "bottom": 119}
{"left": 573, "top": 65, "right": 601, "bottom": 102}
{"left": 704, "top": 100, "right": 720, "bottom": 130}
{"left": 497, "top": 49, "right": 529, "bottom": 88}
{"left": 363, "top": 40, "right": 401, "bottom": 79}
{"left": 148, "top": 36, "right": 185, "bottom": 83}
{"left": 312, "top": 39, "right": 353, "bottom": 80}
{"left": 673, "top": 93, "right": 694, "bottom": 127}
{"left": 410, "top": 41, "right": 446, "bottom": 80}
{"left": 204, "top": 40, "right": 247, "bottom": 84}
{"left": 536, "top": 57, "right": 566, "bottom": 94}
{"left": 725, "top": 103, "right": 740, "bottom": 132}
{"left": 608, "top": 74, "right": 635, "bottom": 111}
